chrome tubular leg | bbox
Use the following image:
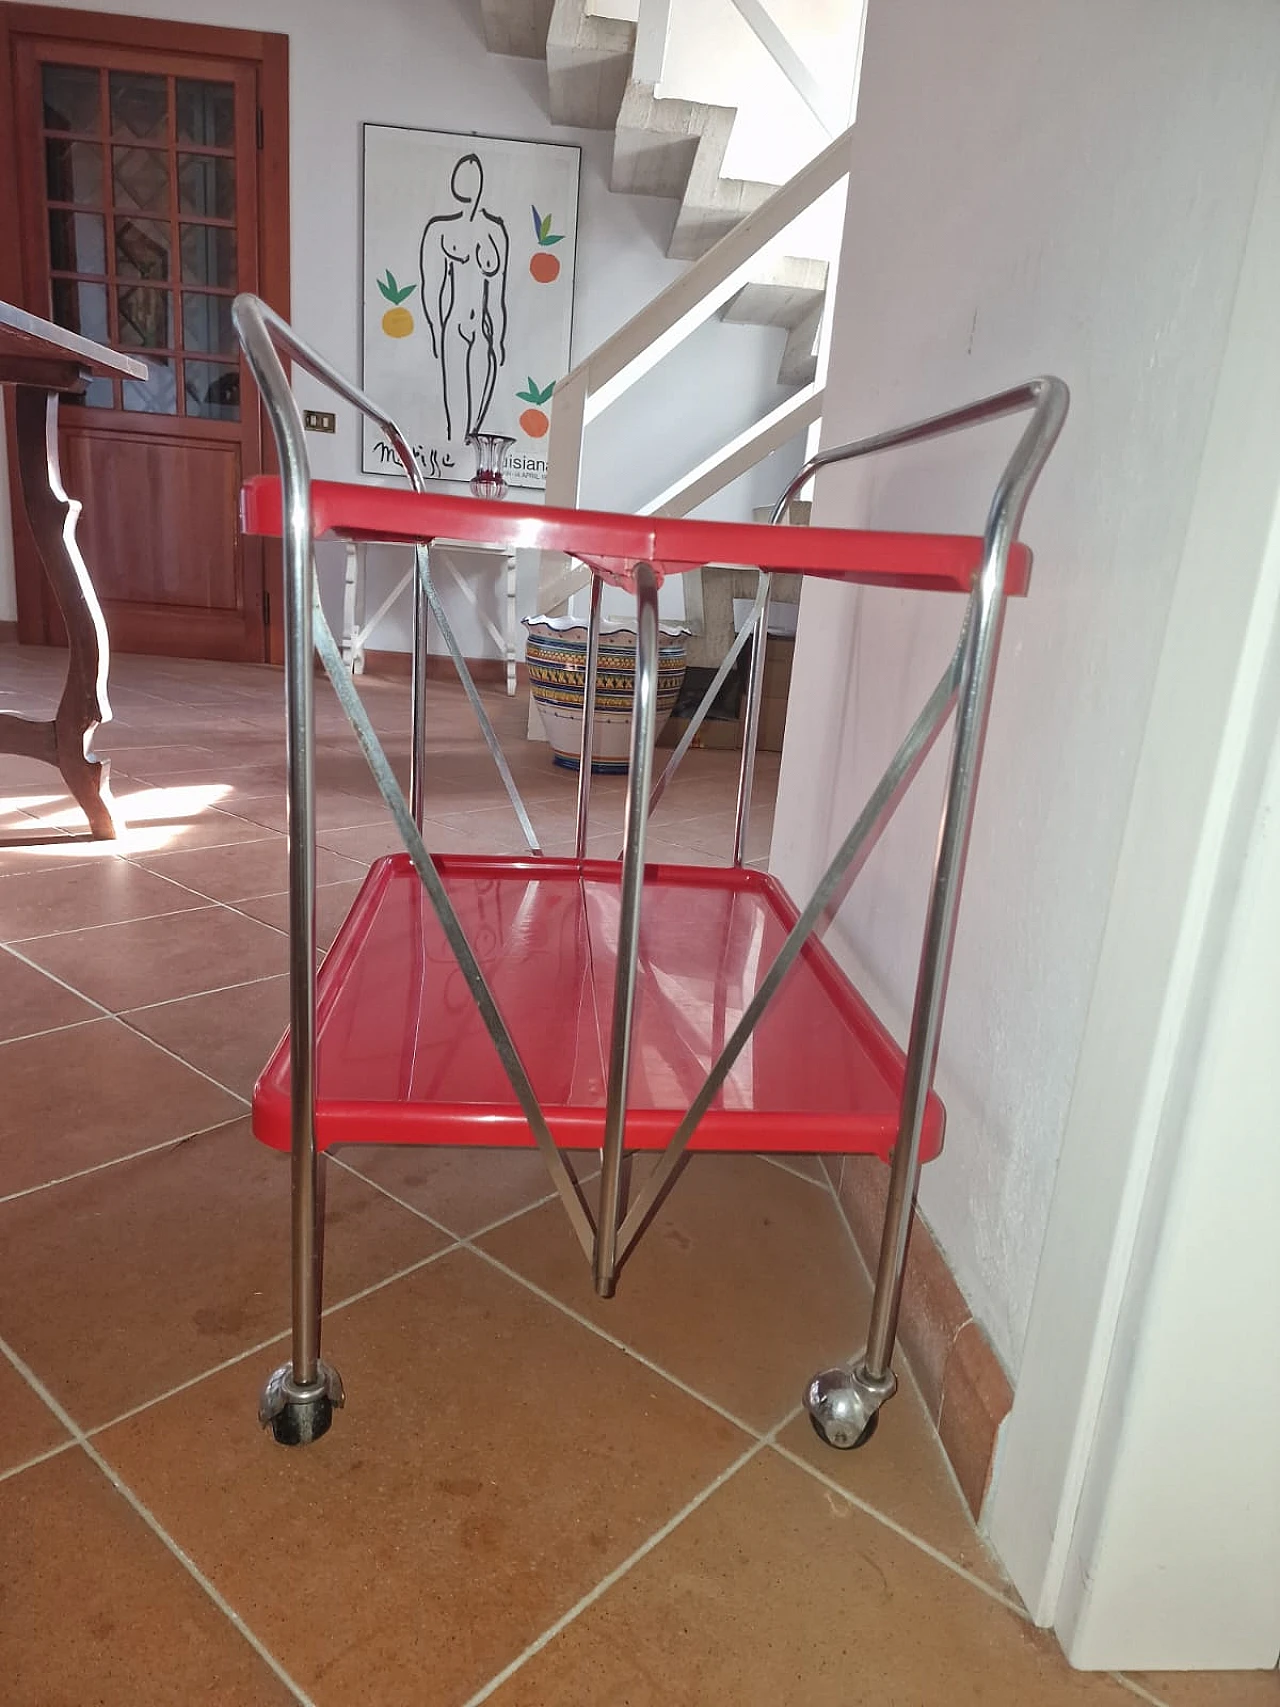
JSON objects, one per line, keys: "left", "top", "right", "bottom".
{"left": 417, "top": 552, "right": 542, "bottom": 854}
{"left": 312, "top": 597, "right": 598, "bottom": 1263}
{"left": 733, "top": 572, "right": 772, "bottom": 865}
{"left": 575, "top": 573, "right": 604, "bottom": 857}
{"left": 594, "top": 564, "right": 660, "bottom": 1296}
{"left": 807, "top": 583, "right": 1007, "bottom": 1450}
{"left": 233, "top": 301, "right": 343, "bottom": 1445}
{"left": 646, "top": 586, "right": 761, "bottom": 819}
{"left": 616, "top": 643, "right": 963, "bottom": 1260}
{"left": 410, "top": 545, "right": 431, "bottom": 829}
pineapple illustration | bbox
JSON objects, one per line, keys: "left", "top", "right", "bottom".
{"left": 376, "top": 270, "right": 415, "bottom": 337}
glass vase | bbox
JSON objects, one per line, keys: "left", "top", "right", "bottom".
{"left": 467, "top": 432, "right": 515, "bottom": 500}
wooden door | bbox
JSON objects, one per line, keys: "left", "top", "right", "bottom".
{"left": 1, "top": 8, "right": 288, "bottom": 660}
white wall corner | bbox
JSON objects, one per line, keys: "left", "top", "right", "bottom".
{"left": 1057, "top": 627, "right": 1280, "bottom": 1667}
{"left": 988, "top": 53, "right": 1280, "bottom": 1648}
{"left": 767, "top": 0, "right": 1280, "bottom": 1653}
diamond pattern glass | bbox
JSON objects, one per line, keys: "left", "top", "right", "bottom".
{"left": 177, "top": 153, "right": 234, "bottom": 220}
{"left": 51, "top": 278, "right": 109, "bottom": 343}
{"left": 45, "top": 139, "right": 103, "bottom": 207}
{"left": 183, "top": 360, "right": 240, "bottom": 421}
{"left": 179, "top": 222, "right": 236, "bottom": 289}
{"left": 123, "top": 356, "right": 177, "bottom": 415}
{"left": 117, "top": 285, "right": 173, "bottom": 349}
{"left": 112, "top": 146, "right": 170, "bottom": 215}
{"left": 40, "top": 56, "right": 242, "bottom": 420}
{"left": 181, "top": 292, "right": 234, "bottom": 356}
{"left": 48, "top": 210, "right": 106, "bottom": 275}
{"left": 109, "top": 71, "right": 168, "bottom": 143}
{"left": 42, "top": 65, "right": 101, "bottom": 134}
{"left": 176, "top": 80, "right": 234, "bottom": 149}
{"left": 114, "top": 216, "right": 171, "bottom": 281}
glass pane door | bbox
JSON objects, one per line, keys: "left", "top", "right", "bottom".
{"left": 40, "top": 61, "right": 242, "bottom": 420}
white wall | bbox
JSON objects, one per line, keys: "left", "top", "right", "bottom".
{"left": 990, "top": 70, "right": 1280, "bottom": 1648}
{"left": 0, "top": 0, "right": 799, "bottom": 653}
{"left": 1060, "top": 648, "right": 1280, "bottom": 1667}
{"left": 771, "top": 0, "right": 1280, "bottom": 1375}
{"left": 656, "top": 0, "right": 860, "bottom": 182}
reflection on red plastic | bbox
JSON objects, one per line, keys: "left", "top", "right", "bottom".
{"left": 251, "top": 855, "right": 945, "bottom": 1161}
{"left": 239, "top": 476, "right": 1032, "bottom": 598}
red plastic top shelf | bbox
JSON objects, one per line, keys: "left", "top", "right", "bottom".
{"left": 239, "top": 475, "right": 1031, "bottom": 598}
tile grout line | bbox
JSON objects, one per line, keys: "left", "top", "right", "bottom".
{"left": 329, "top": 1154, "right": 761, "bottom": 1438}
{"left": 0, "top": 1436, "right": 79, "bottom": 1486}
{"left": 769, "top": 1437, "right": 1031, "bottom": 1619}
{"left": 1113, "top": 1677, "right": 1177, "bottom": 1707}
{"left": 817, "top": 1155, "right": 999, "bottom": 1564}
{"left": 86, "top": 1243, "right": 465, "bottom": 1437}
{"left": 758, "top": 1153, "right": 830, "bottom": 1189}
{"left": 80, "top": 1165, "right": 605, "bottom": 1443}
{"left": 117, "top": 857, "right": 362, "bottom": 938}
{"left": 460, "top": 1433, "right": 774, "bottom": 1706}
{"left": 469, "top": 1241, "right": 765, "bottom": 1442}
{"left": 111, "top": 1013, "right": 253, "bottom": 1106}
{"left": 0, "top": 1332, "right": 317, "bottom": 1707}
{"left": 0, "top": 1012, "right": 101, "bottom": 1052}
{"left": 0, "top": 943, "right": 115, "bottom": 1021}
{"left": 119, "top": 968, "right": 285, "bottom": 1016}
{"left": 3, "top": 939, "right": 254, "bottom": 1108}
{"left": 5, "top": 899, "right": 212, "bottom": 946}
{"left": 0, "top": 1116, "right": 246, "bottom": 1208}
{"left": 328, "top": 1151, "right": 603, "bottom": 1248}
{"left": 334, "top": 1152, "right": 1034, "bottom": 1615}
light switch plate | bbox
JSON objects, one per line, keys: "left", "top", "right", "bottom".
{"left": 303, "top": 410, "right": 336, "bottom": 433}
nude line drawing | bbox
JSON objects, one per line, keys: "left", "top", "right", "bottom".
{"left": 419, "top": 152, "right": 510, "bottom": 444}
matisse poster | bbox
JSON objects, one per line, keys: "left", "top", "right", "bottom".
{"left": 361, "top": 123, "right": 580, "bottom": 490}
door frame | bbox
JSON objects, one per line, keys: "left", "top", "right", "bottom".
{"left": 0, "top": 2, "right": 289, "bottom": 658}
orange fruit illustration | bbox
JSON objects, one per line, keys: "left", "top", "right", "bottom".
{"left": 518, "top": 378, "right": 554, "bottom": 437}
{"left": 376, "top": 269, "right": 415, "bottom": 337}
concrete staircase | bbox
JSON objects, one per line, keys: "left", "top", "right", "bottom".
{"left": 479, "top": 0, "right": 830, "bottom": 386}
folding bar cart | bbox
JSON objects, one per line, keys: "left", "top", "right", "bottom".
{"left": 233, "top": 294, "right": 1067, "bottom": 1451}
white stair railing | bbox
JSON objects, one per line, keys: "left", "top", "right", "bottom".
{"left": 539, "top": 122, "right": 854, "bottom": 614}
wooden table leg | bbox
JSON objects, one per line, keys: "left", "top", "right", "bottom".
{"left": 8, "top": 385, "right": 118, "bottom": 839}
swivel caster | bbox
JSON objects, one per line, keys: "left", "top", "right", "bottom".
{"left": 804, "top": 1360, "right": 896, "bottom": 1451}
{"left": 811, "top": 1406, "right": 878, "bottom": 1450}
{"left": 259, "top": 1360, "right": 345, "bottom": 1446}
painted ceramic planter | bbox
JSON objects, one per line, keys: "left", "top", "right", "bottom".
{"left": 524, "top": 615, "right": 688, "bottom": 773}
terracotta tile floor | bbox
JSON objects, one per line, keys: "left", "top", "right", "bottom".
{"left": 0, "top": 643, "right": 1273, "bottom": 1706}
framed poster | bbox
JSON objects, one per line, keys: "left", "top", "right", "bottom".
{"left": 360, "top": 123, "right": 580, "bottom": 490}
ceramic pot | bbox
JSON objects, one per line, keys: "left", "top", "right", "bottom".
{"left": 468, "top": 432, "right": 515, "bottom": 499}
{"left": 524, "top": 615, "right": 688, "bottom": 773}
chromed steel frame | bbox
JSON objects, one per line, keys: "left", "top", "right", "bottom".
{"left": 234, "top": 287, "right": 1065, "bottom": 1452}
{"left": 234, "top": 294, "right": 548, "bottom": 1444}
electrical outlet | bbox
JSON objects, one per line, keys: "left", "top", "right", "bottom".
{"left": 303, "top": 410, "right": 336, "bottom": 433}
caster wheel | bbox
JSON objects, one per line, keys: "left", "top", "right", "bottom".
{"left": 810, "top": 1406, "right": 878, "bottom": 1450}
{"left": 267, "top": 1392, "right": 335, "bottom": 1446}
{"left": 259, "top": 1360, "right": 344, "bottom": 1447}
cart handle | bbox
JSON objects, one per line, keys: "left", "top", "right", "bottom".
{"left": 769, "top": 376, "right": 1070, "bottom": 529}
{"left": 718, "top": 376, "right": 1070, "bottom": 867}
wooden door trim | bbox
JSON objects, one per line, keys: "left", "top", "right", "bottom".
{"left": 0, "top": 4, "right": 289, "bottom": 656}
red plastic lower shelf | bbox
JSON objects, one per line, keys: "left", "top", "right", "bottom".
{"left": 251, "top": 854, "right": 945, "bottom": 1160}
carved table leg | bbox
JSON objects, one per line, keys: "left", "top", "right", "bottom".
{"left": 12, "top": 385, "right": 118, "bottom": 838}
